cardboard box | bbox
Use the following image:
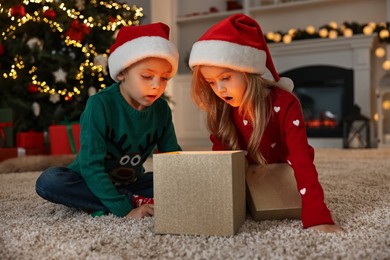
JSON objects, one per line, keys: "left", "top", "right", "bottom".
{"left": 246, "top": 163, "right": 302, "bottom": 221}
{"left": 48, "top": 124, "right": 80, "bottom": 155}
{"left": 154, "top": 151, "right": 246, "bottom": 236}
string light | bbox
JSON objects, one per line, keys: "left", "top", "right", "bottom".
{"left": 383, "top": 100, "right": 390, "bottom": 110}
{"left": 0, "top": 1, "right": 143, "bottom": 99}
{"left": 343, "top": 28, "right": 353, "bottom": 38}
{"left": 376, "top": 47, "right": 386, "bottom": 58}
{"left": 382, "top": 60, "right": 390, "bottom": 70}
{"left": 305, "top": 25, "right": 316, "bottom": 34}
{"left": 265, "top": 21, "right": 389, "bottom": 45}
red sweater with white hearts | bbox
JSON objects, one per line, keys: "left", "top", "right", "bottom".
{"left": 210, "top": 87, "right": 335, "bottom": 228}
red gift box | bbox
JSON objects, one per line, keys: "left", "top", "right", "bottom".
{"left": 16, "top": 131, "right": 45, "bottom": 149}
{"left": 0, "top": 147, "right": 49, "bottom": 162}
{"left": 26, "top": 146, "right": 49, "bottom": 156}
{"left": 49, "top": 124, "right": 80, "bottom": 155}
{"left": 0, "top": 147, "right": 26, "bottom": 162}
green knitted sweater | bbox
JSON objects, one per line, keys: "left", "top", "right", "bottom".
{"left": 68, "top": 82, "right": 181, "bottom": 217}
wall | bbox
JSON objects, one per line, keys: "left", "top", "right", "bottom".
{"left": 149, "top": 0, "right": 390, "bottom": 148}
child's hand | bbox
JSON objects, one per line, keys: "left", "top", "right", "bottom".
{"left": 308, "top": 224, "right": 345, "bottom": 233}
{"left": 126, "top": 204, "right": 154, "bottom": 218}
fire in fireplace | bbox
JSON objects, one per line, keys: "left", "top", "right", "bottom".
{"left": 280, "top": 65, "right": 354, "bottom": 138}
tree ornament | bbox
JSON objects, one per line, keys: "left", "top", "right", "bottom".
{"left": 0, "top": 44, "right": 4, "bottom": 56}
{"left": 43, "top": 9, "right": 57, "bottom": 20}
{"left": 53, "top": 68, "right": 67, "bottom": 83}
{"left": 75, "top": 0, "right": 86, "bottom": 11}
{"left": 109, "top": 16, "right": 116, "bottom": 23}
{"left": 88, "top": 87, "right": 97, "bottom": 96}
{"left": 65, "top": 20, "right": 91, "bottom": 42}
{"left": 10, "top": 5, "right": 26, "bottom": 17}
{"left": 32, "top": 102, "right": 41, "bottom": 117}
{"left": 27, "top": 83, "right": 39, "bottom": 94}
{"left": 65, "top": 94, "right": 73, "bottom": 102}
{"left": 94, "top": 54, "right": 108, "bottom": 75}
{"left": 26, "top": 37, "right": 44, "bottom": 50}
{"left": 49, "top": 93, "right": 60, "bottom": 104}
{"left": 69, "top": 51, "right": 76, "bottom": 60}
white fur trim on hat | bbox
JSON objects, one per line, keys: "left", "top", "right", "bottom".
{"left": 189, "top": 40, "right": 266, "bottom": 74}
{"left": 276, "top": 77, "right": 294, "bottom": 92}
{"left": 263, "top": 69, "right": 294, "bottom": 92}
{"left": 108, "top": 36, "right": 178, "bottom": 82}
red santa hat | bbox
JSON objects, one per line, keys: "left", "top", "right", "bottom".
{"left": 108, "top": 22, "right": 178, "bottom": 82}
{"left": 189, "top": 14, "right": 293, "bottom": 92}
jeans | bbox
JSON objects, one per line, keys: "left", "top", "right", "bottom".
{"left": 35, "top": 167, "right": 153, "bottom": 213}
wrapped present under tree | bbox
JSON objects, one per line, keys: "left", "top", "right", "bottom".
{"left": 49, "top": 123, "right": 80, "bottom": 155}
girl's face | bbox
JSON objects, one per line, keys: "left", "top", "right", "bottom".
{"left": 199, "top": 66, "right": 247, "bottom": 107}
{"left": 117, "top": 57, "right": 172, "bottom": 111}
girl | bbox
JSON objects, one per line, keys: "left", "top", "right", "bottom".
{"left": 189, "top": 14, "right": 343, "bottom": 233}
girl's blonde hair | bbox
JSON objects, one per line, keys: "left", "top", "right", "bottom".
{"left": 191, "top": 66, "right": 273, "bottom": 165}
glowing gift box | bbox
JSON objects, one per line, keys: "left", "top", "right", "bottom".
{"left": 154, "top": 151, "right": 246, "bottom": 236}
{"left": 246, "top": 163, "right": 302, "bottom": 221}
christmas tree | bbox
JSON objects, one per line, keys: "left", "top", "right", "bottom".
{"left": 0, "top": 0, "right": 143, "bottom": 132}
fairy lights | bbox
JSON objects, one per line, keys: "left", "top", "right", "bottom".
{"left": 0, "top": 1, "right": 143, "bottom": 99}
{"left": 266, "top": 21, "right": 389, "bottom": 44}
{"left": 265, "top": 20, "right": 390, "bottom": 72}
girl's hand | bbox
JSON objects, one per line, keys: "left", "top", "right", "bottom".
{"left": 125, "top": 204, "right": 154, "bottom": 218}
{"left": 308, "top": 224, "right": 345, "bottom": 233}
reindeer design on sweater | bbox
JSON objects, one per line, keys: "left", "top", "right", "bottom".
{"left": 104, "top": 126, "right": 161, "bottom": 185}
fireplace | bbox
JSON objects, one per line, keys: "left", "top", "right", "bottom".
{"left": 281, "top": 65, "right": 354, "bottom": 138}
{"left": 268, "top": 35, "right": 378, "bottom": 147}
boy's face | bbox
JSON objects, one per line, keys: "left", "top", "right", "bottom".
{"left": 199, "top": 66, "right": 247, "bottom": 108}
{"left": 117, "top": 57, "right": 172, "bottom": 111}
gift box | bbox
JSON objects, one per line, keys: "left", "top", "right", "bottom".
{"left": 0, "top": 147, "right": 49, "bottom": 162}
{"left": 154, "top": 151, "right": 246, "bottom": 236}
{"left": 16, "top": 131, "right": 45, "bottom": 149}
{"left": 0, "top": 147, "right": 26, "bottom": 162}
{"left": 246, "top": 163, "right": 302, "bottom": 221}
{"left": 0, "top": 108, "right": 14, "bottom": 148}
{"left": 49, "top": 124, "right": 80, "bottom": 155}
{"left": 25, "top": 146, "right": 49, "bottom": 156}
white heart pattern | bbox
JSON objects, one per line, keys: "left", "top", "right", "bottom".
{"left": 243, "top": 119, "right": 248, "bottom": 126}
{"left": 293, "top": 119, "right": 300, "bottom": 126}
{"left": 271, "top": 143, "right": 276, "bottom": 148}
{"left": 300, "top": 188, "right": 306, "bottom": 195}
{"left": 274, "top": 106, "right": 280, "bottom": 113}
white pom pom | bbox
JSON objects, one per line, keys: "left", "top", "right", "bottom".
{"left": 276, "top": 77, "right": 294, "bottom": 92}
{"left": 32, "top": 102, "right": 40, "bottom": 117}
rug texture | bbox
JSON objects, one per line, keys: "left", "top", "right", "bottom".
{"left": 0, "top": 148, "right": 389, "bottom": 259}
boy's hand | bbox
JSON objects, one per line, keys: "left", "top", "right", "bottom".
{"left": 308, "top": 224, "right": 345, "bottom": 233}
{"left": 126, "top": 204, "right": 154, "bottom": 218}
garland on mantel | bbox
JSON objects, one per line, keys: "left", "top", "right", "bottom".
{"left": 264, "top": 21, "right": 389, "bottom": 44}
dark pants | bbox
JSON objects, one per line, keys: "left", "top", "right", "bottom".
{"left": 35, "top": 167, "right": 153, "bottom": 213}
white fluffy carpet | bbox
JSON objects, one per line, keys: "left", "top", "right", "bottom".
{"left": 0, "top": 148, "right": 389, "bottom": 259}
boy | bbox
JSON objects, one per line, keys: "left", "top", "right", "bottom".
{"left": 36, "top": 22, "right": 181, "bottom": 218}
